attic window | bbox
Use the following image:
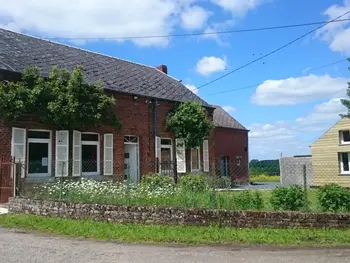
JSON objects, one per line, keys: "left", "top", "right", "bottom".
{"left": 340, "top": 131, "right": 350, "bottom": 144}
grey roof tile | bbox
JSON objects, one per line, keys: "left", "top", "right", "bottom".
{"left": 0, "top": 28, "right": 209, "bottom": 106}
{"left": 213, "top": 105, "right": 247, "bottom": 130}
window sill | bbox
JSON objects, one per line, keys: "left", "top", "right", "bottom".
{"left": 28, "top": 173, "right": 51, "bottom": 177}
{"left": 82, "top": 172, "right": 100, "bottom": 176}
{"left": 339, "top": 143, "right": 350, "bottom": 146}
{"left": 339, "top": 173, "right": 350, "bottom": 176}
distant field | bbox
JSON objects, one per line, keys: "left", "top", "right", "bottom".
{"left": 250, "top": 174, "right": 280, "bottom": 183}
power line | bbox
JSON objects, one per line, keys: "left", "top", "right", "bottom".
{"left": 46, "top": 19, "right": 350, "bottom": 40}
{"left": 197, "top": 11, "right": 350, "bottom": 90}
{"left": 207, "top": 58, "right": 348, "bottom": 96}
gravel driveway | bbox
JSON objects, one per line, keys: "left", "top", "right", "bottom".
{"left": 1, "top": 226, "right": 350, "bottom": 263}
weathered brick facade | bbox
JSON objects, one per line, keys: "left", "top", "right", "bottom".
{"left": 213, "top": 127, "right": 249, "bottom": 183}
{"left": 0, "top": 92, "right": 216, "bottom": 181}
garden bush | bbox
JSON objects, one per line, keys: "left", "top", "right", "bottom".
{"left": 179, "top": 174, "right": 208, "bottom": 192}
{"left": 317, "top": 184, "right": 350, "bottom": 212}
{"left": 270, "top": 185, "right": 307, "bottom": 211}
{"left": 141, "top": 173, "right": 173, "bottom": 191}
{"left": 216, "top": 191, "right": 264, "bottom": 210}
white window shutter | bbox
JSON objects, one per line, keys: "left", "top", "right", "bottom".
{"left": 72, "top": 131, "right": 81, "bottom": 177}
{"left": 11, "top": 127, "right": 26, "bottom": 164}
{"left": 176, "top": 139, "right": 186, "bottom": 173}
{"left": 155, "top": 136, "right": 161, "bottom": 173}
{"left": 203, "top": 140, "right": 209, "bottom": 172}
{"left": 104, "top": 134, "right": 113, "bottom": 175}
{"left": 56, "top": 130, "right": 69, "bottom": 177}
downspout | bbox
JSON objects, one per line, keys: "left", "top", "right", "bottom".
{"left": 153, "top": 99, "right": 158, "bottom": 173}
{"left": 153, "top": 99, "right": 158, "bottom": 137}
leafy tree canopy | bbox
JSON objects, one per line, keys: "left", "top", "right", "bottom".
{"left": 341, "top": 60, "right": 350, "bottom": 118}
{"left": 166, "top": 102, "right": 214, "bottom": 148}
{"left": 0, "top": 66, "right": 120, "bottom": 130}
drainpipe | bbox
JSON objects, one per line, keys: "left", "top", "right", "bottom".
{"left": 153, "top": 99, "right": 158, "bottom": 137}
{"left": 153, "top": 99, "right": 158, "bottom": 173}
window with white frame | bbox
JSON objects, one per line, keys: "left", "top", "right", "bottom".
{"left": 340, "top": 130, "right": 350, "bottom": 144}
{"left": 27, "top": 130, "right": 52, "bottom": 176}
{"left": 191, "top": 147, "right": 201, "bottom": 171}
{"left": 161, "top": 138, "right": 173, "bottom": 171}
{"left": 81, "top": 133, "right": 100, "bottom": 175}
{"left": 339, "top": 152, "right": 350, "bottom": 174}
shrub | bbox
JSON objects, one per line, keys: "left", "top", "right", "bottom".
{"left": 317, "top": 184, "right": 350, "bottom": 212}
{"left": 216, "top": 191, "right": 264, "bottom": 210}
{"left": 270, "top": 185, "right": 307, "bottom": 211}
{"left": 179, "top": 174, "right": 208, "bottom": 192}
{"left": 235, "top": 191, "right": 264, "bottom": 210}
{"left": 141, "top": 173, "right": 173, "bottom": 191}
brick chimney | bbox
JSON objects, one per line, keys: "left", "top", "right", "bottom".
{"left": 156, "top": 65, "right": 168, "bottom": 74}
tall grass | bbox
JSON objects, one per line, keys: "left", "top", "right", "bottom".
{"left": 31, "top": 179, "right": 264, "bottom": 211}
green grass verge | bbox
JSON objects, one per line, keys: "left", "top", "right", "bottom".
{"left": 1, "top": 214, "right": 350, "bottom": 246}
{"left": 250, "top": 175, "right": 280, "bottom": 183}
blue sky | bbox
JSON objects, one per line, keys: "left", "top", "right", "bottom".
{"left": 1, "top": 0, "right": 349, "bottom": 160}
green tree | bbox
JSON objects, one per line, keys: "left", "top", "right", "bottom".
{"left": 0, "top": 66, "right": 120, "bottom": 129}
{"left": 340, "top": 59, "right": 350, "bottom": 117}
{"left": 166, "top": 102, "right": 214, "bottom": 148}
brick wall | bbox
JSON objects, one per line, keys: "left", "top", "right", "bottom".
{"left": 0, "top": 92, "right": 216, "bottom": 180}
{"left": 9, "top": 197, "right": 350, "bottom": 228}
{"left": 213, "top": 127, "right": 249, "bottom": 182}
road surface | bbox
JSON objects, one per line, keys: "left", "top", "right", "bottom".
{"left": 0, "top": 226, "right": 349, "bottom": 263}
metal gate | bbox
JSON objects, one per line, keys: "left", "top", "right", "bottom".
{"left": 0, "top": 158, "right": 15, "bottom": 203}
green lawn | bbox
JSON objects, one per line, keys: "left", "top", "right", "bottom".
{"left": 1, "top": 214, "right": 350, "bottom": 246}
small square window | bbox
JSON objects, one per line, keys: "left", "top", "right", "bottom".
{"left": 340, "top": 131, "right": 350, "bottom": 144}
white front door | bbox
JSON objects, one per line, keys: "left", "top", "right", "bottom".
{"left": 124, "top": 144, "right": 139, "bottom": 183}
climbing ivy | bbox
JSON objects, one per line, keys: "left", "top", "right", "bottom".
{"left": 166, "top": 102, "right": 214, "bottom": 148}
{"left": 0, "top": 66, "right": 120, "bottom": 129}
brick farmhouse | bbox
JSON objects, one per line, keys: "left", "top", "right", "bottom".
{"left": 0, "top": 28, "right": 248, "bottom": 184}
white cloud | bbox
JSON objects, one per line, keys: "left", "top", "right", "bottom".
{"left": 211, "top": 0, "right": 265, "bottom": 17}
{"left": 202, "top": 19, "right": 235, "bottom": 45}
{"left": 185, "top": 84, "right": 199, "bottom": 95}
{"left": 295, "top": 98, "right": 346, "bottom": 131}
{"left": 316, "top": 0, "right": 350, "bottom": 55}
{"left": 222, "top": 105, "right": 236, "bottom": 113}
{"left": 195, "top": 56, "right": 227, "bottom": 76}
{"left": 251, "top": 74, "right": 347, "bottom": 105}
{"left": 0, "top": 0, "right": 205, "bottom": 47}
{"left": 248, "top": 98, "right": 347, "bottom": 159}
{"left": 180, "top": 5, "right": 210, "bottom": 30}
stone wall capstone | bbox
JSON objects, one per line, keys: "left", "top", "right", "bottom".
{"left": 8, "top": 197, "right": 350, "bottom": 228}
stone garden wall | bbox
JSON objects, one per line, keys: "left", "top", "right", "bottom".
{"left": 8, "top": 197, "right": 350, "bottom": 228}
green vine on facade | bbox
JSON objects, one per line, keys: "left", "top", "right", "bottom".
{"left": 0, "top": 66, "right": 121, "bottom": 129}
{"left": 166, "top": 102, "right": 214, "bottom": 148}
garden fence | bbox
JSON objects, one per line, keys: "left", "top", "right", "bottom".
{"left": 14, "top": 156, "right": 350, "bottom": 199}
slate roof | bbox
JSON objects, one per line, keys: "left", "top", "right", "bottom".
{"left": 213, "top": 105, "right": 247, "bottom": 130}
{"left": 0, "top": 28, "right": 209, "bottom": 106}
